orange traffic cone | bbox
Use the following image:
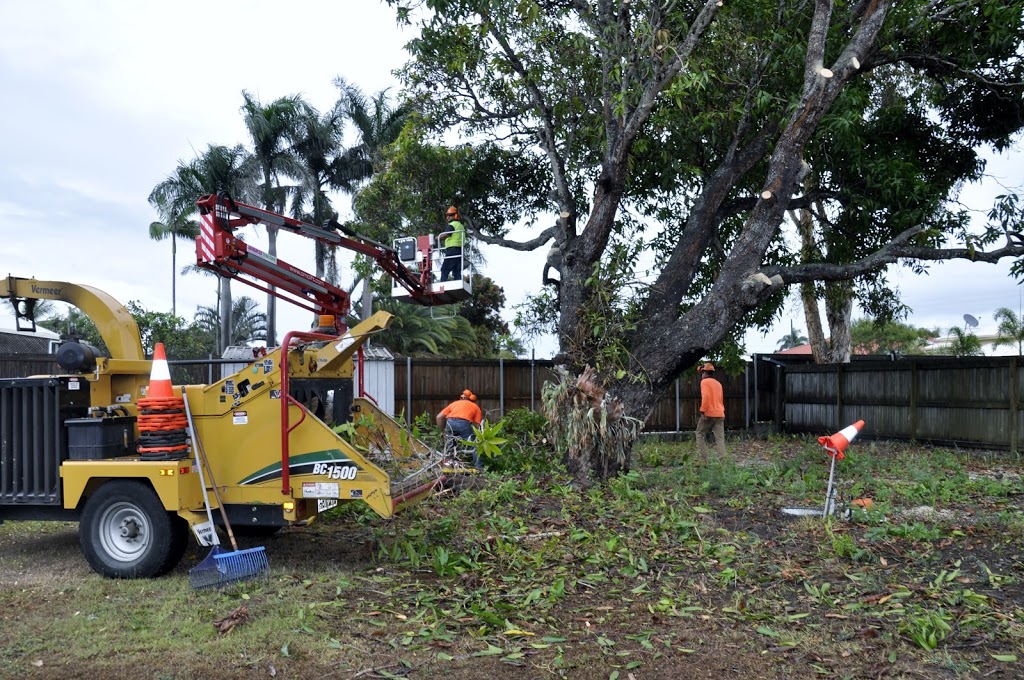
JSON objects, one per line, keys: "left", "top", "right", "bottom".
{"left": 817, "top": 420, "right": 864, "bottom": 460}
{"left": 147, "top": 342, "right": 175, "bottom": 399}
{"left": 137, "top": 342, "right": 188, "bottom": 460}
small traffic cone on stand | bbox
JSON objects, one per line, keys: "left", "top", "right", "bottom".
{"left": 817, "top": 420, "right": 864, "bottom": 460}
{"left": 818, "top": 420, "right": 865, "bottom": 517}
{"left": 137, "top": 342, "right": 189, "bottom": 460}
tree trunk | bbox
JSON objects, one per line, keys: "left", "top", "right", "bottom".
{"left": 218, "top": 276, "right": 232, "bottom": 355}
{"left": 267, "top": 225, "right": 278, "bottom": 346}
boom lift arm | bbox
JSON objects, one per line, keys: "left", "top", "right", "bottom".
{"left": 195, "top": 193, "right": 468, "bottom": 324}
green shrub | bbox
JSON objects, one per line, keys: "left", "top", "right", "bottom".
{"left": 486, "top": 407, "right": 560, "bottom": 473}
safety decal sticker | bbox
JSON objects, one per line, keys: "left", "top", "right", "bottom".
{"left": 233, "top": 411, "right": 248, "bottom": 425}
{"left": 350, "top": 489, "right": 363, "bottom": 499}
{"left": 224, "top": 379, "right": 235, "bottom": 395}
{"left": 302, "top": 482, "right": 340, "bottom": 499}
{"left": 270, "top": 389, "right": 282, "bottom": 399}
{"left": 263, "top": 358, "right": 273, "bottom": 374}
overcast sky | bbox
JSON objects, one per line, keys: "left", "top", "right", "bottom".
{"left": 0, "top": 1, "right": 1020, "bottom": 359}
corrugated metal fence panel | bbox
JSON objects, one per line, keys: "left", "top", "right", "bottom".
{"left": 356, "top": 358, "right": 395, "bottom": 415}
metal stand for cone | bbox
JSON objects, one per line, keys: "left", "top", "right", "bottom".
{"left": 782, "top": 445, "right": 841, "bottom": 519}
{"left": 822, "top": 446, "right": 839, "bottom": 518}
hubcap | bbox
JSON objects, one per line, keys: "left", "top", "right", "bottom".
{"left": 98, "top": 501, "right": 150, "bottom": 563}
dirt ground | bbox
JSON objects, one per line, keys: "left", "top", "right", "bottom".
{"left": 2, "top": 440, "right": 1024, "bottom": 679}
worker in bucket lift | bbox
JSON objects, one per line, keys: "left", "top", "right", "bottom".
{"left": 695, "top": 362, "right": 727, "bottom": 458}
{"left": 438, "top": 205, "right": 465, "bottom": 282}
{"left": 437, "top": 389, "right": 483, "bottom": 469}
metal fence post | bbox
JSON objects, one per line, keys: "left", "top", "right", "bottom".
{"left": 675, "top": 378, "right": 680, "bottom": 432}
{"left": 406, "top": 356, "right": 412, "bottom": 425}
{"left": 745, "top": 362, "right": 750, "bottom": 430}
{"left": 753, "top": 354, "right": 759, "bottom": 424}
{"left": 530, "top": 349, "right": 536, "bottom": 412}
{"left": 208, "top": 353, "right": 213, "bottom": 384}
{"left": 499, "top": 357, "right": 505, "bottom": 417}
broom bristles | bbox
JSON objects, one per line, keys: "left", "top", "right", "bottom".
{"left": 189, "top": 546, "right": 269, "bottom": 590}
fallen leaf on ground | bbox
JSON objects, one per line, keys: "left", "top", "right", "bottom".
{"left": 213, "top": 604, "right": 250, "bottom": 635}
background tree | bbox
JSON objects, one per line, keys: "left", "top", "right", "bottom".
{"left": 147, "top": 214, "right": 199, "bottom": 318}
{"left": 776, "top": 322, "right": 808, "bottom": 351}
{"left": 850, "top": 318, "right": 935, "bottom": 355}
{"left": 149, "top": 145, "right": 258, "bottom": 354}
{"left": 241, "top": 91, "right": 304, "bottom": 347}
{"left": 289, "top": 102, "right": 347, "bottom": 286}
{"left": 363, "top": 296, "right": 478, "bottom": 357}
{"left": 37, "top": 308, "right": 106, "bottom": 353}
{"left": 992, "top": 306, "right": 1024, "bottom": 355}
{"left": 193, "top": 296, "right": 268, "bottom": 349}
{"left": 945, "top": 327, "right": 984, "bottom": 357}
{"left": 379, "top": 0, "right": 1024, "bottom": 482}
{"left": 332, "top": 79, "right": 414, "bottom": 320}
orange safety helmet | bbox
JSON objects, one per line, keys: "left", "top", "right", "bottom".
{"left": 461, "top": 389, "right": 472, "bottom": 399}
{"left": 446, "top": 206, "right": 460, "bottom": 220}
{"left": 699, "top": 362, "right": 715, "bottom": 373}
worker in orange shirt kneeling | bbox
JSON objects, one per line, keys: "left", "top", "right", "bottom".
{"left": 437, "top": 389, "right": 484, "bottom": 469}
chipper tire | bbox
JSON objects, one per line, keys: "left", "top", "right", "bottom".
{"left": 80, "top": 480, "right": 189, "bottom": 579}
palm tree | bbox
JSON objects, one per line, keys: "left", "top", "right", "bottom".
{"left": 148, "top": 214, "right": 199, "bottom": 317}
{"left": 947, "top": 327, "right": 984, "bottom": 357}
{"left": 289, "top": 103, "right": 346, "bottom": 286}
{"left": 776, "top": 322, "right": 808, "bottom": 351}
{"left": 241, "top": 91, "right": 304, "bottom": 347}
{"left": 194, "top": 296, "right": 268, "bottom": 348}
{"left": 148, "top": 145, "right": 257, "bottom": 354}
{"left": 333, "top": 78, "right": 413, "bottom": 319}
{"left": 364, "top": 297, "right": 477, "bottom": 357}
{"left": 992, "top": 306, "right": 1024, "bottom": 355}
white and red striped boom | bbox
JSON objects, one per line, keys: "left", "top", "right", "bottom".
{"left": 195, "top": 193, "right": 469, "bottom": 323}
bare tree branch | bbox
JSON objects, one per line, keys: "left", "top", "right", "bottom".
{"left": 470, "top": 224, "right": 560, "bottom": 252}
{"left": 767, "top": 226, "right": 1024, "bottom": 283}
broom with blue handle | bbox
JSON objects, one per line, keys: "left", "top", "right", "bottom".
{"left": 185, "top": 389, "right": 269, "bottom": 590}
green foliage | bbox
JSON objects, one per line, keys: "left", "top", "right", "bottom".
{"left": 38, "top": 307, "right": 107, "bottom": 353}
{"left": 364, "top": 296, "right": 478, "bottom": 357}
{"left": 192, "top": 296, "right": 267, "bottom": 348}
{"left": 384, "top": 0, "right": 1024, "bottom": 413}
{"left": 991, "top": 307, "right": 1024, "bottom": 355}
{"left": 542, "top": 367, "right": 643, "bottom": 485}
{"left": 484, "top": 408, "right": 558, "bottom": 473}
{"left": 470, "top": 419, "right": 507, "bottom": 464}
{"left": 943, "top": 327, "right": 984, "bottom": 357}
{"left": 850, "top": 318, "right": 936, "bottom": 355}
{"left": 899, "top": 608, "right": 954, "bottom": 651}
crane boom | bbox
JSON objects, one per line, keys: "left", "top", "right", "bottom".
{"left": 195, "top": 193, "right": 470, "bottom": 323}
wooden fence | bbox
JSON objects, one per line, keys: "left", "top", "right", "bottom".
{"left": 782, "top": 356, "right": 1021, "bottom": 452}
{"left": 392, "top": 357, "right": 764, "bottom": 430}
{"left": 7, "top": 351, "right": 1020, "bottom": 452}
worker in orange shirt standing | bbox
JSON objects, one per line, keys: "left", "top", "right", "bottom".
{"left": 695, "top": 362, "right": 727, "bottom": 457}
{"left": 437, "top": 389, "right": 484, "bottom": 469}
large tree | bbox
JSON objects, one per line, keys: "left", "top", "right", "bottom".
{"left": 333, "top": 79, "right": 415, "bottom": 320}
{"left": 380, "top": 0, "right": 1024, "bottom": 435}
{"left": 149, "top": 145, "right": 258, "bottom": 354}
{"left": 289, "top": 102, "right": 347, "bottom": 286}
{"left": 241, "top": 91, "right": 304, "bottom": 347}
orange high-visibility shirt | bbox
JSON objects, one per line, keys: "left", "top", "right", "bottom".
{"left": 441, "top": 399, "right": 481, "bottom": 423}
{"left": 700, "top": 377, "right": 725, "bottom": 418}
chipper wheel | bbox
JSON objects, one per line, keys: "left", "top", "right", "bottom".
{"left": 79, "top": 480, "right": 189, "bottom": 579}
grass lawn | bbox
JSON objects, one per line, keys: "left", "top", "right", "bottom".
{"left": 2, "top": 436, "right": 1023, "bottom": 679}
